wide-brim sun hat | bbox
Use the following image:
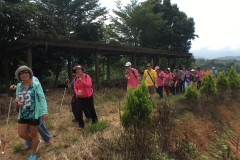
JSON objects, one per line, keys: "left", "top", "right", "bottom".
{"left": 15, "top": 66, "right": 33, "bottom": 81}
{"left": 191, "top": 69, "right": 195, "bottom": 72}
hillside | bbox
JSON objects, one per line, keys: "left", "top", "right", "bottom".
{"left": 0, "top": 88, "right": 240, "bottom": 159}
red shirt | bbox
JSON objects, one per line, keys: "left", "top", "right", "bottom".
{"left": 125, "top": 68, "right": 139, "bottom": 88}
{"left": 74, "top": 80, "right": 88, "bottom": 98}
{"left": 156, "top": 71, "right": 165, "bottom": 86}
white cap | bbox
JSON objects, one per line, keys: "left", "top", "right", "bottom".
{"left": 212, "top": 67, "right": 215, "bottom": 69}
{"left": 125, "top": 62, "right": 131, "bottom": 66}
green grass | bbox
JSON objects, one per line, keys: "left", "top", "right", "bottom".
{"left": 62, "top": 134, "right": 79, "bottom": 142}
{"left": 84, "top": 120, "right": 108, "bottom": 134}
{"left": 9, "top": 142, "right": 26, "bottom": 154}
{"left": 45, "top": 114, "right": 55, "bottom": 129}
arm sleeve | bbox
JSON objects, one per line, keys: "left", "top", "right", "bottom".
{"left": 81, "top": 75, "right": 92, "bottom": 88}
{"left": 73, "top": 79, "right": 79, "bottom": 95}
{"left": 36, "top": 83, "right": 48, "bottom": 115}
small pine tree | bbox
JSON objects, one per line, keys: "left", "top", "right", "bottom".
{"left": 228, "top": 66, "right": 240, "bottom": 90}
{"left": 200, "top": 74, "right": 217, "bottom": 100}
{"left": 121, "top": 82, "right": 152, "bottom": 129}
{"left": 184, "top": 85, "right": 199, "bottom": 100}
{"left": 216, "top": 71, "right": 230, "bottom": 91}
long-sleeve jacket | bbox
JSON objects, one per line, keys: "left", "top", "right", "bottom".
{"left": 16, "top": 81, "right": 48, "bottom": 119}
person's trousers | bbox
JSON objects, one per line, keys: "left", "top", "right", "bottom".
{"left": 197, "top": 81, "right": 202, "bottom": 89}
{"left": 72, "top": 96, "right": 91, "bottom": 121}
{"left": 156, "top": 86, "right": 163, "bottom": 99}
{"left": 178, "top": 81, "right": 183, "bottom": 93}
{"left": 184, "top": 81, "right": 192, "bottom": 91}
{"left": 164, "top": 86, "right": 170, "bottom": 96}
{"left": 77, "top": 95, "right": 98, "bottom": 128}
{"left": 25, "top": 117, "right": 51, "bottom": 146}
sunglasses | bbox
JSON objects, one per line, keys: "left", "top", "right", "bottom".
{"left": 146, "top": 66, "right": 151, "bottom": 67}
{"left": 19, "top": 70, "right": 29, "bottom": 75}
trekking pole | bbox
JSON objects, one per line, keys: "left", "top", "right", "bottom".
{"left": 58, "top": 83, "right": 67, "bottom": 117}
{"left": 1, "top": 90, "right": 13, "bottom": 154}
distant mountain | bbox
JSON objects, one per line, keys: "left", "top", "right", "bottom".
{"left": 217, "top": 56, "right": 240, "bottom": 60}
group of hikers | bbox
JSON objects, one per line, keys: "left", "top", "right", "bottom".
{"left": 10, "top": 65, "right": 97, "bottom": 160}
{"left": 7, "top": 63, "right": 218, "bottom": 160}
{"left": 125, "top": 62, "right": 218, "bottom": 100}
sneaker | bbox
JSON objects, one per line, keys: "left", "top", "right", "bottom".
{"left": 36, "top": 139, "right": 43, "bottom": 151}
{"left": 22, "top": 145, "right": 31, "bottom": 150}
{"left": 45, "top": 138, "right": 52, "bottom": 146}
{"left": 28, "top": 154, "right": 36, "bottom": 160}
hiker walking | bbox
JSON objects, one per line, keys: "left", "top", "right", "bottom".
{"left": 197, "top": 67, "right": 204, "bottom": 89}
{"left": 175, "top": 66, "right": 184, "bottom": 93}
{"left": 210, "top": 67, "right": 218, "bottom": 83}
{"left": 124, "top": 62, "right": 139, "bottom": 89}
{"left": 163, "top": 68, "right": 172, "bottom": 96}
{"left": 10, "top": 76, "right": 52, "bottom": 151}
{"left": 184, "top": 68, "right": 193, "bottom": 91}
{"left": 73, "top": 65, "right": 98, "bottom": 130}
{"left": 181, "top": 65, "right": 187, "bottom": 93}
{"left": 155, "top": 66, "right": 165, "bottom": 99}
{"left": 14, "top": 66, "right": 48, "bottom": 160}
{"left": 143, "top": 63, "right": 157, "bottom": 101}
{"left": 191, "top": 68, "right": 198, "bottom": 90}
{"left": 66, "top": 69, "right": 91, "bottom": 122}
{"left": 172, "top": 69, "right": 179, "bottom": 95}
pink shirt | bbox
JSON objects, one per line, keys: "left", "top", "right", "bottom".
{"left": 198, "top": 70, "right": 204, "bottom": 81}
{"left": 125, "top": 68, "right": 139, "bottom": 88}
{"left": 74, "top": 74, "right": 93, "bottom": 98}
{"left": 164, "top": 73, "right": 172, "bottom": 86}
{"left": 156, "top": 71, "right": 165, "bottom": 86}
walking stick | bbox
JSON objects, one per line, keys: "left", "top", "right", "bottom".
{"left": 58, "top": 84, "right": 67, "bottom": 117}
{"left": 1, "top": 91, "right": 13, "bottom": 154}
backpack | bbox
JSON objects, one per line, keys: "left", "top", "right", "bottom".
{"left": 125, "top": 68, "right": 137, "bottom": 77}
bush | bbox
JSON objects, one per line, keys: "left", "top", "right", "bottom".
{"left": 120, "top": 82, "right": 153, "bottom": 159}
{"left": 228, "top": 66, "right": 240, "bottom": 90}
{"left": 200, "top": 74, "right": 217, "bottom": 99}
{"left": 216, "top": 71, "right": 229, "bottom": 91}
{"left": 184, "top": 85, "right": 199, "bottom": 100}
{"left": 121, "top": 82, "right": 152, "bottom": 129}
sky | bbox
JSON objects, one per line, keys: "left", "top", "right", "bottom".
{"left": 99, "top": 0, "right": 240, "bottom": 59}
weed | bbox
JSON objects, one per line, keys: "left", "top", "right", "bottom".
{"left": 9, "top": 142, "right": 26, "bottom": 154}
{"left": 62, "top": 134, "right": 79, "bottom": 142}
{"left": 45, "top": 114, "right": 55, "bottom": 129}
{"left": 84, "top": 120, "right": 108, "bottom": 134}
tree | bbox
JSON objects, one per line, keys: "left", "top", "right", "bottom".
{"left": 121, "top": 82, "right": 153, "bottom": 159}
{"left": 200, "top": 74, "right": 217, "bottom": 101}
{"left": 110, "top": 0, "right": 198, "bottom": 52}
{"left": 228, "top": 66, "right": 240, "bottom": 90}
{"left": 216, "top": 71, "right": 229, "bottom": 91}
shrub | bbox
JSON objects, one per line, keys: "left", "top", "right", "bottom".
{"left": 84, "top": 120, "right": 108, "bottom": 134}
{"left": 216, "top": 71, "right": 229, "bottom": 91}
{"left": 228, "top": 66, "right": 240, "bottom": 90}
{"left": 200, "top": 74, "right": 217, "bottom": 99}
{"left": 121, "top": 82, "right": 152, "bottom": 129}
{"left": 184, "top": 85, "right": 199, "bottom": 100}
{"left": 120, "top": 82, "right": 153, "bottom": 159}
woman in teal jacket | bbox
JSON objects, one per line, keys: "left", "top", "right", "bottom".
{"left": 14, "top": 66, "right": 48, "bottom": 160}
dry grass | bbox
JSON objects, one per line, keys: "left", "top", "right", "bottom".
{"left": 0, "top": 88, "right": 126, "bottom": 160}
{"left": 1, "top": 87, "right": 240, "bottom": 159}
